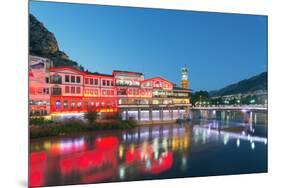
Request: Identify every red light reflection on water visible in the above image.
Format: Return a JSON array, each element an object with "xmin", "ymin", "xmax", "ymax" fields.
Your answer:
[
  {"xmin": 59, "ymin": 137, "xmax": 119, "ymax": 175},
  {"xmin": 150, "ymin": 152, "xmax": 173, "ymax": 174},
  {"xmin": 30, "ymin": 135, "xmax": 176, "ymax": 187},
  {"xmin": 29, "ymin": 152, "xmax": 47, "ymax": 187}
]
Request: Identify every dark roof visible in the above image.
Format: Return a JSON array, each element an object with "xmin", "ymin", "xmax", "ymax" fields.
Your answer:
[
  {"xmin": 173, "ymin": 86, "xmax": 193, "ymax": 92},
  {"xmin": 86, "ymin": 71, "xmax": 113, "ymax": 77}
]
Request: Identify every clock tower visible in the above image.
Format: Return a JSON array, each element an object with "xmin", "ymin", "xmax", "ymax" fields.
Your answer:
[{"xmin": 181, "ymin": 65, "xmax": 189, "ymax": 89}]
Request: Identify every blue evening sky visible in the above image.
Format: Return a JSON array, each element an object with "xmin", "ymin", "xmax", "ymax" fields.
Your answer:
[{"xmin": 30, "ymin": 1, "xmax": 267, "ymax": 91}]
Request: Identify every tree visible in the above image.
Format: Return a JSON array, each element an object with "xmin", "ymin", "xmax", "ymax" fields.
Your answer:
[
  {"xmin": 84, "ymin": 108, "xmax": 98, "ymax": 125},
  {"xmin": 191, "ymin": 91, "xmax": 210, "ymax": 106}
]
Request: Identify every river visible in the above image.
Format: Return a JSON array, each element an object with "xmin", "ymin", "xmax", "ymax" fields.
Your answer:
[{"xmin": 29, "ymin": 110, "xmax": 268, "ymax": 187}]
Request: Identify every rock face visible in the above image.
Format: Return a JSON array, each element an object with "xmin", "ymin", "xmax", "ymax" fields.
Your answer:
[
  {"xmin": 29, "ymin": 14, "xmax": 83, "ymax": 70},
  {"xmin": 210, "ymin": 71, "xmax": 267, "ymax": 96}
]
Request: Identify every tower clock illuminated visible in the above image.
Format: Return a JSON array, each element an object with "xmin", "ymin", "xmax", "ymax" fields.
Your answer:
[
  {"xmin": 181, "ymin": 66, "xmax": 188, "ymax": 80},
  {"xmin": 181, "ymin": 65, "xmax": 189, "ymax": 89}
]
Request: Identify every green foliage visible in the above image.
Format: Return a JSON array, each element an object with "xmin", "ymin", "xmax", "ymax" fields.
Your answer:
[
  {"xmin": 30, "ymin": 117, "xmax": 54, "ymax": 126},
  {"xmin": 191, "ymin": 90, "xmax": 210, "ymax": 105},
  {"xmin": 30, "ymin": 113, "xmax": 137, "ymax": 139},
  {"xmin": 84, "ymin": 109, "xmax": 98, "ymax": 125}
]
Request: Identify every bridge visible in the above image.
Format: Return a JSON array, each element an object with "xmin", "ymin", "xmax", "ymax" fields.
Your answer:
[{"xmin": 191, "ymin": 105, "xmax": 267, "ymax": 112}]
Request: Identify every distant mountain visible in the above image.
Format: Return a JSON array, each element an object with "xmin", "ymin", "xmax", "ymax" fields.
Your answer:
[
  {"xmin": 210, "ymin": 72, "xmax": 267, "ymax": 97},
  {"xmin": 29, "ymin": 14, "xmax": 84, "ymax": 70}
]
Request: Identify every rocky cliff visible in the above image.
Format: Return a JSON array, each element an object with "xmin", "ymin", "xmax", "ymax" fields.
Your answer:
[{"xmin": 29, "ymin": 14, "xmax": 84, "ymax": 70}]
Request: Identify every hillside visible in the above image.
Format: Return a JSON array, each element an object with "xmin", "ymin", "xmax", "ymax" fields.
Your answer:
[
  {"xmin": 29, "ymin": 14, "xmax": 84, "ymax": 70},
  {"xmin": 210, "ymin": 72, "xmax": 267, "ymax": 96}
]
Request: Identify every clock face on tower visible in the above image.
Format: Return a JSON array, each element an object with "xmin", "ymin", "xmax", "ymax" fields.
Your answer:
[{"xmin": 181, "ymin": 67, "xmax": 188, "ymax": 80}]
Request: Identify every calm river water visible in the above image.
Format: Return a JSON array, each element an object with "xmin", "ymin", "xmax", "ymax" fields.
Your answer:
[{"xmin": 29, "ymin": 110, "xmax": 268, "ymax": 187}]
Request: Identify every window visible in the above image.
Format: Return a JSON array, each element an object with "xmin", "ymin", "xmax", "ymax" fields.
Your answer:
[
  {"xmin": 90, "ymin": 78, "xmax": 93, "ymax": 85},
  {"xmin": 51, "ymin": 75, "xmax": 62, "ymax": 84},
  {"xmin": 65, "ymin": 86, "xmax": 69, "ymax": 94},
  {"xmin": 111, "ymin": 81, "xmax": 114, "ymax": 86},
  {"xmin": 84, "ymin": 101, "xmax": 88, "ymax": 109},
  {"xmin": 45, "ymin": 77, "xmax": 49, "ymax": 83},
  {"xmin": 55, "ymin": 100, "xmax": 61, "ymax": 109},
  {"xmin": 52, "ymin": 87, "xmax": 61, "ymax": 96},
  {"xmin": 71, "ymin": 86, "xmax": 75, "ymax": 94},
  {"xmin": 85, "ymin": 78, "xmax": 89, "ymax": 84},
  {"xmin": 65, "ymin": 75, "xmax": 70, "ymax": 82},
  {"xmin": 76, "ymin": 76, "xmax": 81, "ymax": 83},
  {"xmin": 71, "ymin": 101, "xmax": 75, "ymax": 109},
  {"xmin": 43, "ymin": 88, "xmax": 49, "ymax": 94},
  {"xmin": 94, "ymin": 79, "xmax": 99, "ymax": 85},
  {"xmin": 71, "ymin": 76, "xmax": 75, "ymax": 83},
  {"xmin": 76, "ymin": 87, "xmax": 81, "ymax": 94},
  {"xmin": 102, "ymin": 80, "xmax": 106, "ymax": 86},
  {"xmin": 107, "ymin": 80, "xmax": 110, "ymax": 86},
  {"xmin": 106, "ymin": 101, "xmax": 110, "ymax": 108},
  {"xmin": 77, "ymin": 101, "xmax": 82, "ymax": 108},
  {"xmin": 63, "ymin": 100, "xmax": 68, "ymax": 109},
  {"xmin": 93, "ymin": 90, "xmax": 97, "ymax": 96}
]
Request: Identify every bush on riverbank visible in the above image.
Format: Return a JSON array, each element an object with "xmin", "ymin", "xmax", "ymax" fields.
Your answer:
[
  {"xmin": 30, "ymin": 117, "xmax": 54, "ymax": 126},
  {"xmin": 30, "ymin": 116, "xmax": 137, "ymax": 139}
]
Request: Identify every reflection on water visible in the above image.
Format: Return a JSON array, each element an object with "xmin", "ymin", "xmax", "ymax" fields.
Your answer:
[{"xmin": 30, "ymin": 113, "xmax": 268, "ymax": 187}]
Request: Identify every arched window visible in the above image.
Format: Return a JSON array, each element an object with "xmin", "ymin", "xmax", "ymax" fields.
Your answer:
[{"xmin": 55, "ymin": 100, "xmax": 61, "ymax": 109}]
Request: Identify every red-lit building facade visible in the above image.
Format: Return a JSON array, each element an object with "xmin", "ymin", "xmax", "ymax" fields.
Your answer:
[
  {"xmin": 29, "ymin": 55, "xmax": 191, "ymax": 120},
  {"xmin": 48, "ymin": 67, "xmax": 118, "ymax": 114}
]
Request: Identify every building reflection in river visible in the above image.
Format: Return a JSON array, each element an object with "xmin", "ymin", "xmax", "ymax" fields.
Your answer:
[{"xmin": 29, "ymin": 121, "xmax": 267, "ymax": 187}]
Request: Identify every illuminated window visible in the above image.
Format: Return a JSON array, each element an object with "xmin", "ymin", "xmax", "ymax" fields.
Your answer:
[
  {"xmin": 94, "ymin": 90, "xmax": 98, "ymax": 96},
  {"xmin": 106, "ymin": 101, "xmax": 110, "ymax": 108},
  {"xmin": 77, "ymin": 101, "xmax": 82, "ymax": 108},
  {"xmin": 101, "ymin": 102, "xmax": 105, "ymax": 107},
  {"xmin": 71, "ymin": 76, "xmax": 75, "ymax": 83},
  {"xmin": 71, "ymin": 101, "xmax": 75, "ymax": 109},
  {"xmin": 96, "ymin": 102, "xmax": 99, "ymax": 107},
  {"xmin": 76, "ymin": 76, "xmax": 81, "ymax": 83},
  {"xmin": 76, "ymin": 87, "xmax": 81, "ymax": 94},
  {"xmin": 55, "ymin": 100, "xmax": 61, "ymax": 109},
  {"xmin": 84, "ymin": 101, "xmax": 88, "ymax": 109},
  {"xmin": 65, "ymin": 86, "xmax": 69, "ymax": 94},
  {"xmin": 65, "ymin": 75, "xmax": 69, "ymax": 82},
  {"xmin": 85, "ymin": 78, "xmax": 89, "ymax": 84},
  {"xmin": 63, "ymin": 100, "xmax": 68, "ymax": 109}
]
